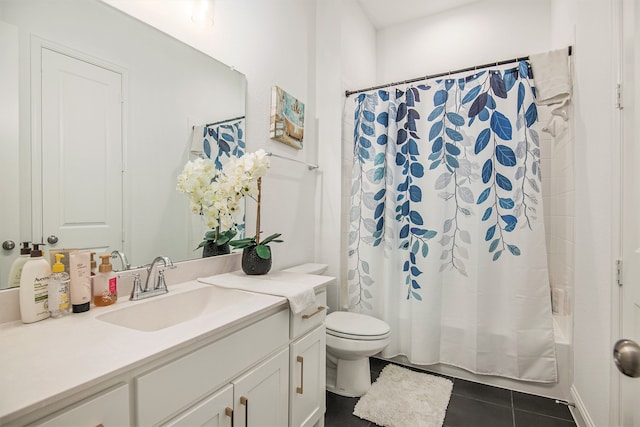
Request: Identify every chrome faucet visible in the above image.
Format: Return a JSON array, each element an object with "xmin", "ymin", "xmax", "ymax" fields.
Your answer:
[
  {"xmin": 129, "ymin": 256, "xmax": 175, "ymax": 301},
  {"xmin": 111, "ymin": 250, "xmax": 131, "ymax": 271}
]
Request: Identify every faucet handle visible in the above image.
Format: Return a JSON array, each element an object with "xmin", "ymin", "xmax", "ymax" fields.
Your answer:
[
  {"xmin": 156, "ymin": 269, "xmax": 168, "ymax": 291},
  {"xmin": 119, "ymin": 272, "xmax": 143, "ymax": 300}
]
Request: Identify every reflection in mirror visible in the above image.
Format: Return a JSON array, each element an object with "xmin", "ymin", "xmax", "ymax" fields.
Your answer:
[{"xmin": 0, "ymin": 0, "xmax": 246, "ymax": 289}]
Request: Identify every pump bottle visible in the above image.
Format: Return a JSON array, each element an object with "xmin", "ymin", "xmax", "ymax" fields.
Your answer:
[
  {"xmin": 19, "ymin": 243, "xmax": 51, "ymax": 323},
  {"xmin": 6, "ymin": 242, "xmax": 31, "ymax": 289},
  {"xmin": 48, "ymin": 253, "xmax": 71, "ymax": 318},
  {"xmin": 93, "ymin": 254, "xmax": 118, "ymax": 306}
]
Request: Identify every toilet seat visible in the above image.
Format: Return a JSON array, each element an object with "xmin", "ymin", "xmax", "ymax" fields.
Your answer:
[{"xmin": 326, "ymin": 311, "xmax": 390, "ymax": 341}]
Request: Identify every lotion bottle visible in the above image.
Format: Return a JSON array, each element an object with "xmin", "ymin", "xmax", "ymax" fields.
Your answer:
[
  {"xmin": 93, "ymin": 254, "xmax": 117, "ymax": 306},
  {"xmin": 48, "ymin": 253, "xmax": 71, "ymax": 318},
  {"xmin": 19, "ymin": 243, "xmax": 51, "ymax": 323},
  {"xmin": 69, "ymin": 250, "xmax": 91, "ymax": 313},
  {"xmin": 6, "ymin": 242, "xmax": 31, "ymax": 289}
]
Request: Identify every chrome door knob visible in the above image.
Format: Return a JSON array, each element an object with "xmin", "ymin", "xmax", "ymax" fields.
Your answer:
[
  {"xmin": 47, "ymin": 235, "xmax": 59, "ymax": 244},
  {"xmin": 613, "ymin": 339, "xmax": 640, "ymax": 378},
  {"xmin": 2, "ymin": 240, "xmax": 15, "ymax": 251}
]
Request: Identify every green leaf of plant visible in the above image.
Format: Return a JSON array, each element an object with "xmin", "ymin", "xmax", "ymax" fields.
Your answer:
[{"xmin": 256, "ymin": 244, "xmax": 271, "ymax": 259}]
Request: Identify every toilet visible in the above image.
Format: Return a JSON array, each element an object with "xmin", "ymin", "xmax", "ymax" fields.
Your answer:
[{"xmin": 283, "ymin": 263, "xmax": 392, "ymax": 398}]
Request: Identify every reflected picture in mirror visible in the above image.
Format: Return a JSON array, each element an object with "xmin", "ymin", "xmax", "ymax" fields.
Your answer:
[{"xmin": 0, "ymin": 0, "xmax": 247, "ymax": 289}]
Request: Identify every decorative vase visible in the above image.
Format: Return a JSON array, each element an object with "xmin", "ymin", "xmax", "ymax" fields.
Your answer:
[
  {"xmin": 241, "ymin": 246, "xmax": 272, "ymax": 275},
  {"xmin": 203, "ymin": 242, "xmax": 231, "ymax": 258}
]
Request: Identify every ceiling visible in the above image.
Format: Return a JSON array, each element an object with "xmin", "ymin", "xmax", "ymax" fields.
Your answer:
[{"xmin": 357, "ymin": 0, "xmax": 481, "ymax": 29}]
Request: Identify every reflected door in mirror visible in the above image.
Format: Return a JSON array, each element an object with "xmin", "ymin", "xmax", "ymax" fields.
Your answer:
[{"xmin": 40, "ymin": 47, "xmax": 123, "ymax": 255}]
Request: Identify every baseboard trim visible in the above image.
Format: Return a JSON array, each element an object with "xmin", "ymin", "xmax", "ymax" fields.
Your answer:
[{"xmin": 570, "ymin": 385, "xmax": 595, "ymax": 427}]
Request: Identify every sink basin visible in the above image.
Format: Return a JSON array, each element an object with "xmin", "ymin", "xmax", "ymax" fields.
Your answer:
[{"xmin": 96, "ymin": 285, "xmax": 256, "ymax": 332}]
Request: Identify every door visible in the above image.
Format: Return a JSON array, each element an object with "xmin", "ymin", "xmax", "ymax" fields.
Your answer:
[
  {"xmin": 290, "ymin": 325, "xmax": 326, "ymax": 427},
  {"xmin": 619, "ymin": 0, "xmax": 640, "ymax": 424},
  {"xmin": 233, "ymin": 348, "xmax": 289, "ymax": 427},
  {"xmin": 0, "ymin": 21, "xmax": 20, "ymax": 288},
  {"xmin": 39, "ymin": 47, "xmax": 123, "ymax": 255}
]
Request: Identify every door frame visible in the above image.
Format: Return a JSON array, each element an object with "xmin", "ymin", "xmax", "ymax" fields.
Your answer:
[{"xmin": 30, "ymin": 36, "xmax": 129, "ymax": 253}]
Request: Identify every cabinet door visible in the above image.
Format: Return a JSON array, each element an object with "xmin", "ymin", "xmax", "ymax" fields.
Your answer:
[
  {"xmin": 233, "ymin": 348, "xmax": 289, "ymax": 427},
  {"xmin": 30, "ymin": 384, "xmax": 129, "ymax": 427},
  {"xmin": 163, "ymin": 384, "xmax": 233, "ymax": 427},
  {"xmin": 289, "ymin": 325, "xmax": 326, "ymax": 427}
]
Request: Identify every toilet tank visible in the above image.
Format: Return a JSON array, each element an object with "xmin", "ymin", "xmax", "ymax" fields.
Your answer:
[{"xmin": 283, "ymin": 263, "xmax": 328, "ymax": 275}]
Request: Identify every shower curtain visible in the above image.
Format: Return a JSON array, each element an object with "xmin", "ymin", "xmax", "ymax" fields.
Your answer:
[{"xmin": 346, "ymin": 61, "xmax": 557, "ymax": 382}]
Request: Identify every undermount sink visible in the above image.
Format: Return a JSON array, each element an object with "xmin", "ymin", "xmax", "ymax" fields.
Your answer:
[{"xmin": 96, "ymin": 284, "xmax": 256, "ymax": 332}]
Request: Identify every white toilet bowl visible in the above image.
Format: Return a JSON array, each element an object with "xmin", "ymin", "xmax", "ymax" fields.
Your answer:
[
  {"xmin": 325, "ymin": 311, "xmax": 391, "ymax": 397},
  {"xmin": 282, "ymin": 263, "xmax": 391, "ymax": 397}
]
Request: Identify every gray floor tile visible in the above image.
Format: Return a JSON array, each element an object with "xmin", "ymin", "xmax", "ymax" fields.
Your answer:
[
  {"xmin": 512, "ymin": 391, "xmax": 574, "ymax": 421},
  {"xmin": 514, "ymin": 409, "xmax": 577, "ymax": 427},
  {"xmin": 444, "ymin": 394, "xmax": 514, "ymax": 427},
  {"xmin": 452, "ymin": 378, "xmax": 513, "ymax": 408}
]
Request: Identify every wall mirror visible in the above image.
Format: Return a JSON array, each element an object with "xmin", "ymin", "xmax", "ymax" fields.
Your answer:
[{"xmin": 0, "ymin": 0, "xmax": 246, "ymax": 289}]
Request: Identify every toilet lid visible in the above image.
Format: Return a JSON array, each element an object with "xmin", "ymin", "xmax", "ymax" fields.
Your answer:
[{"xmin": 326, "ymin": 311, "xmax": 390, "ymax": 338}]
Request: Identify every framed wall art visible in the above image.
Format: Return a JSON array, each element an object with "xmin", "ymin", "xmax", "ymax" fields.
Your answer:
[{"xmin": 269, "ymin": 85, "xmax": 304, "ymax": 149}]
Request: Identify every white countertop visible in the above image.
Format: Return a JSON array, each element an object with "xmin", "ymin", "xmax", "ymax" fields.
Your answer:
[{"xmin": 0, "ymin": 278, "xmax": 287, "ymax": 423}]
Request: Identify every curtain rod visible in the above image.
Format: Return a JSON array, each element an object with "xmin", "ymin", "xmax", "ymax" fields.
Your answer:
[
  {"xmin": 345, "ymin": 46, "xmax": 573, "ymax": 98},
  {"xmin": 192, "ymin": 115, "xmax": 246, "ymax": 129},
  {"xmin": 267, "ymin": 152, "xmax": 319, "ymax": 170}
]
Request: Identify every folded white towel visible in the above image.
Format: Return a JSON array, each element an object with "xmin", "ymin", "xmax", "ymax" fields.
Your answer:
[
  {"xmin": 529, "ymin": 48, "xmax": 571, "ymax": 106},
  {"xmin": 190, "ymin": 125, "xmax": 207, "ymax": 156},
  {"xmin": 198, "ymin": 271, "xmax": 317, "ymax": 314}
]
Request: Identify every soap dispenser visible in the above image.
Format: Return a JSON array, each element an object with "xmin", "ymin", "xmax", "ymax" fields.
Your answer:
[
  {"xmin": 48, "ymin": 253, "xmax": 71, "ymax": 318},
  {"xmin": 19, "ymin": 243, "xmax": 51, "ymax": 323},
  {"xmin": 6, "ymin": 241, "xmax": 31, "ymax": 289},
  {"xmin": 93, "ymin": 254, "xmax": 118, "ymax": 306}
]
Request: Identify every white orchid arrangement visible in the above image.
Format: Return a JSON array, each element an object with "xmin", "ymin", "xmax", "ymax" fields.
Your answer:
[{"xmin": 177, "ymin": 149, "xmax": 279, "ymax": 253}]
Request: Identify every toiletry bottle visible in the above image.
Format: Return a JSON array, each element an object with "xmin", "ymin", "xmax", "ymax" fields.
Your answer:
[
  {"xmin": 48, "ymin": 253, "xmax": 71, "ymax": 318},
  {"xmin": 69, "ymin": 251, "xmax": 91, "ymax": 313},
  {"xmin": 6, "ymin": 241, "xmax": 31, "ymax": 289},
  {"xmin": 93, "ymin": 254, "xmax": 118, "ymax": 306},
  {"xmin": 19, "ymin": 243, "xmax": 51, "ymax": 323}
]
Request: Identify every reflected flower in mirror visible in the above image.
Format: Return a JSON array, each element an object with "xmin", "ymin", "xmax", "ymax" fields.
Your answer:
[{"xmin": 176, "ymin": 157, "xmax": 242, "ymax": 255}]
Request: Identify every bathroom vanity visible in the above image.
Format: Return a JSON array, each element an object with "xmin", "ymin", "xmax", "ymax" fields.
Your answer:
[{"xmin": 0, "ymin": 271, "xmax": 330, "ymax": 427}]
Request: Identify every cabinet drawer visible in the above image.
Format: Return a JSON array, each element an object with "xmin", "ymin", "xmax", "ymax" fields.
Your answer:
[
  {"xmin": 291, "ymin": 291, "xmax": 326, "ymax": 340},
  {"xmin": 30, "ymin": 383, "xmax": 129, "ymax": 427},
  {"xmin": 137, "ymin": 309, "xmax": 289, "ymax": 426}
]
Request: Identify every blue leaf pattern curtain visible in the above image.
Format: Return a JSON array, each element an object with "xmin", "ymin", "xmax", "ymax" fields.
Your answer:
[
  {"xmin": 202, "ymin": 120, "xmax": 246, "ymax": 167},
  {"xmin": 347, "ymin": 62, "xmax": 557, "ymax": 382}
]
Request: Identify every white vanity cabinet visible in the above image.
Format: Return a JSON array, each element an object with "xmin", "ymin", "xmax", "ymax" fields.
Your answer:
[
  {"xmin": 289, "ymin": 290, "xmax": 327, "ymax": 427},
  {"xmin": 27, "ymin": 383, "xmax": 130, "ymax": 427},
  {"xmin": 137, "ymin": 309, "xmax": 290, "ymax": 426},
  {"xmin": 164, "ymin": 344, "xmax": 290, "ymax": 427}
]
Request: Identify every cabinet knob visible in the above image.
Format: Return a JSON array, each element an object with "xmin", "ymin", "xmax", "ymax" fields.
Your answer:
[
  {"xmin": 2, "ymin": 240, "xmax": 15, "ymax": 251},
  {"xmin": 47, "ymin": 235, "xmax": 59, "ymax": 244}
]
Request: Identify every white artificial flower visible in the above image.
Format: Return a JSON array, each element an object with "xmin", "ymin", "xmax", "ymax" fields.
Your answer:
[{"xmin": 177, "ymin": 150, "xmax": 271, "ymax": 237}]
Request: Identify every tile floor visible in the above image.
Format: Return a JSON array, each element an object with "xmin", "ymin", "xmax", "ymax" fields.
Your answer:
[{"xmin": 325, "ymin": 358, "xmax": 577, "ymax": 427}]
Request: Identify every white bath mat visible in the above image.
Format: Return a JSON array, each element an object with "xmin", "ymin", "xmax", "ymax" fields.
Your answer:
[{"xmin": 353, "ymin": 363, "xmax": 453, "ymax": 427}]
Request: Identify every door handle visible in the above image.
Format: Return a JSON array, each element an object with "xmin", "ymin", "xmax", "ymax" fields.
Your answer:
[{"xmin": 613, "ymin": 339, "xmax": 640, "ymax": 378}]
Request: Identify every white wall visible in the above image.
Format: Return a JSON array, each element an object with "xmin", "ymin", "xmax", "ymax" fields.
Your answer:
[{"xmin": 376, "ymin": 1, "xmax": 552, "ymax": 84}]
